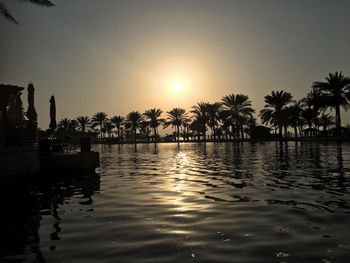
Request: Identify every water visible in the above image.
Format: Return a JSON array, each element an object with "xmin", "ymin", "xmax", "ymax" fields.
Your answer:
[{"xmin": 1, "ymin": 142, "xmax": 350, "ymax": 262}]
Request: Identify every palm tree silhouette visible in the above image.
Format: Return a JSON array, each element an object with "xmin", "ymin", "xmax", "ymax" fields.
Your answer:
[
  {"xmin": 287, "ymin": 101, "xmax": 303, "ymax": 138},
  {"xmin": 222, "ymin": 94, "xmax": 255, "ymax": 139},
  {"xmin": 76, "ymin": 116, "xmax": 90, "ymax": 133},
  {"xmin": 125, "ymin": 111, "xmax": 143, "ymax": 143},
  {"xmin": 165, "ymin": 108, "xmax": 188, "ymax": 143},
  {"xmin": 92, "ymin": 112, "xmax": 108, "ymax": 139},
  {"xmin": 207, "ymin": 102, "xmax": 222, "ymax": 140},
  {"xmin": 0, "ymin": 0, "xmax": 54, "ymax": 24},
  {"xmin": 259, "ymin": 90, "xmax": 293, "ymax": 137},
  {"xmin": 143, "ymin": 108, "xmax": 164, "ymax": 143},
  {"xmin": 318, "ymin": 113, "xmax": 334, "ymax": 134},
  {"xmin": 299, "ymin": 91, "xmax": 324, "ymax": 135},
  {"xmin": 244, "ymin": 116, "xmax": 257, "ymax": 138},
  {"xmin": 104, "ymin": 122, "xmax": 114, "ymax": 138},
  {"xmin": 69, "ymin": 119, "xmax": 78, "ymax": 134},
  {"xmin": 58, "ymin": 118, "xmax": 70, "ymax": 133},
  {"xmin": 110, "ymin": 115, "xmax": 124, "ymax": 141},
  {"xmin": 191, "ymin": 102, "xmax": 209, "ymax": 141},
  {"xmin": 312, "ymin": 71, "xmax": 350, "ymax": 135}
]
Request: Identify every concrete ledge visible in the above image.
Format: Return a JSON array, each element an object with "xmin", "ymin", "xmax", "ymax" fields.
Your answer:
[{"xmin": 40, "ymin": 151, "xmax": 100, "ymax": 173}]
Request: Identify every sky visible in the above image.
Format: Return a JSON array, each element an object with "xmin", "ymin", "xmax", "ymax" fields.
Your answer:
[{"xmin": 1, "ymin": 0, "xmax": 350, "ymax": 129}]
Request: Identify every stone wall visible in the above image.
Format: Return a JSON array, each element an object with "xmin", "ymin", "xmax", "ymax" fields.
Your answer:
[{"xmin": 0, "ymin": 145, "xmax": 39, "ymax": 176}]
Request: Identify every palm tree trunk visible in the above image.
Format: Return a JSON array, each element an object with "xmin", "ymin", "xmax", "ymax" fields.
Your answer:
[
  {"xmin": 177, "ymin": 125, "xmax": 179, "ymax": 142},
  {"xmin": 284, "ymin": 126, "xmax": 288, "ymax": 138},
  {"xmin": 294, "ymin": 126, "xmax": 298, "ymax": 138},
  {"xmin": 154, "ymin": 127, "xmax": 157, "ymax": 144},
  {"xmin": 134, "ymin": 127, "xmax": 136, "ymax": 144},
  {"xmin": 336, "ymin": 105, "xmax": 341, "ymax": 135},
  {"xmin": 213, "ymin": 124, "xmax": 216, "ymax": 140}
]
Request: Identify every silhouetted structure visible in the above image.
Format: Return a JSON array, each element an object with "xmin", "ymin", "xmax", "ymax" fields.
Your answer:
[
  {"xmin": 0, "ymin": 84, "xmax": 25, "ymax": 144},
  {"xmin": 49, "ymin": 96, "xmax": 57, "ymax": 133},
  {"xmin": 250, "ymin": 125, "xmax": 273, "ymax": 139},
  {"xmin": 27, "ymin": 84, "xmax": 38, "ymax": 142}
]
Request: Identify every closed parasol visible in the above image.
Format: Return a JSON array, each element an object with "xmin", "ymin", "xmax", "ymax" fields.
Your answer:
[{"xmin": 49, "ymin": 95, "xmax": 57, "ymax": 131}]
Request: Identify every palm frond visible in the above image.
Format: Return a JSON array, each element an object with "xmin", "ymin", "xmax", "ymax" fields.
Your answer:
[{"xmin": 0, "ymin": 2, "xmax": 19, "ymax": 24}]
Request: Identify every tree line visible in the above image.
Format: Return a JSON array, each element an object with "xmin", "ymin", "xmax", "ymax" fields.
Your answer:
[{"xmin": 50, "ymin": 71, "xmax": 350, "ymax": 143}]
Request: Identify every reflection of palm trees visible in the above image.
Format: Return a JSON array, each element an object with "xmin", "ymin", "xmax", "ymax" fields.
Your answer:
[
  {"xmin": 92, "ymin": 112, "xmax": 108, "ymax": 139},
  {"xmin": 110, "ymin": 115, "xmax": 124, "ymax": 141},
  {"xmin": 335, "ymin": 143, "xmax": 346, "ymax": 192},
  {"xmin": 126, "ymin": 111, "xmax": 143, "ymax": 143},
  {"xmin": 312, "ymin": 71, "xmax": 350, "ymax": 135},
  {"xmin": 222, "ymin": 94, "xmax": 255, "ymax": 139},
  {"xmin": 260, "ymin": 90, "xmax": 293, "ymax": 137},
  {"xmin": 76, "ymin": 116, "xmax": 90, "ymax": 133},
  {"xmin": 0, "ymin": 0, "xmax": 54, "ymax": 24},
  {"xmin": 165, "ymin": 108, "xmax": 188, "ymax": 143},
  {"xmin": 143, "ymin": 108, "xmax": 164, "ymax": 143}
]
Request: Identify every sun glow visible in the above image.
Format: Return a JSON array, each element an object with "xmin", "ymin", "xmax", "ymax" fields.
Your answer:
[{"xmin": 171, "ymin": 79, "xmax": 184, "ymax": 92}]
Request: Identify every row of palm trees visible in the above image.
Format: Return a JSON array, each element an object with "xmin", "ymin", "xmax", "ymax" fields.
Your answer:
[
  {"xmin": 55, "ymin": 71, "xmax": 350, "ymax": 143},
  {"xmin": 260, "ymin": 71, "xmax": 350, "ymax": 137}
]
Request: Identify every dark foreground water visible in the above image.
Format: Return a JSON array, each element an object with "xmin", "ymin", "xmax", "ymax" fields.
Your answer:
[{"xmin": 1, "ymin": 142, "xmax": 350, "ymax": 262}]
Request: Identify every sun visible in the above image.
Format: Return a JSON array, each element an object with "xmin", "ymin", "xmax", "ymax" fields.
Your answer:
[{"xmin": 171, "ymin": 80, "xmax": 184, "ymax": 92}]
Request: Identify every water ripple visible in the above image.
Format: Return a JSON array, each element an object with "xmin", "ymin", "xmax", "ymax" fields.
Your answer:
[{"xmin": 1, "ymin": 142, "xmax": 350, "ymax": 262}]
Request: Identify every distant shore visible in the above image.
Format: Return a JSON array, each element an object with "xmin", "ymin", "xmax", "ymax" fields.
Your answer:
[{"xmin": 93, "ymin": 137, "xmax": 350, "ymax": 145}]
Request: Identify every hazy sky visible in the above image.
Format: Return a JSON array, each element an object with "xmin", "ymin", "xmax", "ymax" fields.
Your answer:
[{"xmin": 1, "ymin": 0, "xmax": 350, "ymax": 129}]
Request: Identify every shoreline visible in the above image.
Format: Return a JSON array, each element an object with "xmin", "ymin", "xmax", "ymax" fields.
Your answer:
[{"xmin": 92, "ymin": 137, "xmax": 350, "ymax": 145}]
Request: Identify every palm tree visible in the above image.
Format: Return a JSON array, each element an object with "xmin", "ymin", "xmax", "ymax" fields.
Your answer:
[
  {"xmin": 206, "ymin": 102, "xmax": 222, "ymax": 140},
  {"xmin": 318, "ymin": 113, "xmax": 334, "ymax": 134},
  {"xmin": 104, "ymin": 122, "xmax": 114, "ymax": 138},
  {"xmin": 244, "ymin": 116, "xmax": 257, "ymax": 138},
  {"xmin": 110, "ymin": 115, "xmax": 124, "ymax": 141},
  {"xmin": 143, "ymin": 108, "xmax": 164, "ymax": 143},
  {"xmin": 68, "ymin": 119, "xmax": 78, "ymax": 134},
  {"xmin": 312, "ymin": 71, "xmax": 350, "ymax": 135},
  {"xmin": 218, "ymin": 110, "xmax": 232, "ymax": 140},
  {"xmin": 222, "ymin": 94, "xmax": 255, "ymax": 139},
  {"xmin": 125, "ymin": 111, "xmax": 143, "ymax": 143},
  {"xmin": 259, "ymin": 90, "xmax": 293, "ymax": 137},
  {"xmin": 57, "ymin": 118, "xmax": 71, "ymax": 133},
  {"xmin": 76, "ymin": 116, "xmax": 90, "ymax": 133},
  {"xmin": 92, "ymin": 112, "xmax": 108, "ymax": 139},
  {"xmin": 182, "ymin": 118, "xmax": 191, "ymax": 140},
  {"xmin": 287, "ymin": 101, "xmax": 303, "ymax": 138},
  {"xmin": 165, "ymin": 108, "xmax": 188, "ymax": 142},
  {"xmin": 0, "ymin": 0, "xmax": 54, "ymax": 24},
  {"xmin": 189, "ymin": 117, "xmax": 204, "ymax": 141},
  {"xmin": 301, "ymin": 108, "xmax": 318, "ymax": 130},
  {"xmin": 191, "ymin": 102, "xmax": 209, "ymax": 140},
  {"xmin": 140, "ymin": 120, "xmax": 151, "ymax": 142},
  {"xmin": 299, "ymin": 91, "xmax": 323, "ymax": 136}
]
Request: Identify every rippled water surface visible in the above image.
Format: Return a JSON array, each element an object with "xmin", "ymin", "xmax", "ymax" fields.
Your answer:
[{"xmin": 1, "ymin": 142, "xmax": 350, "ymax": 262}]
